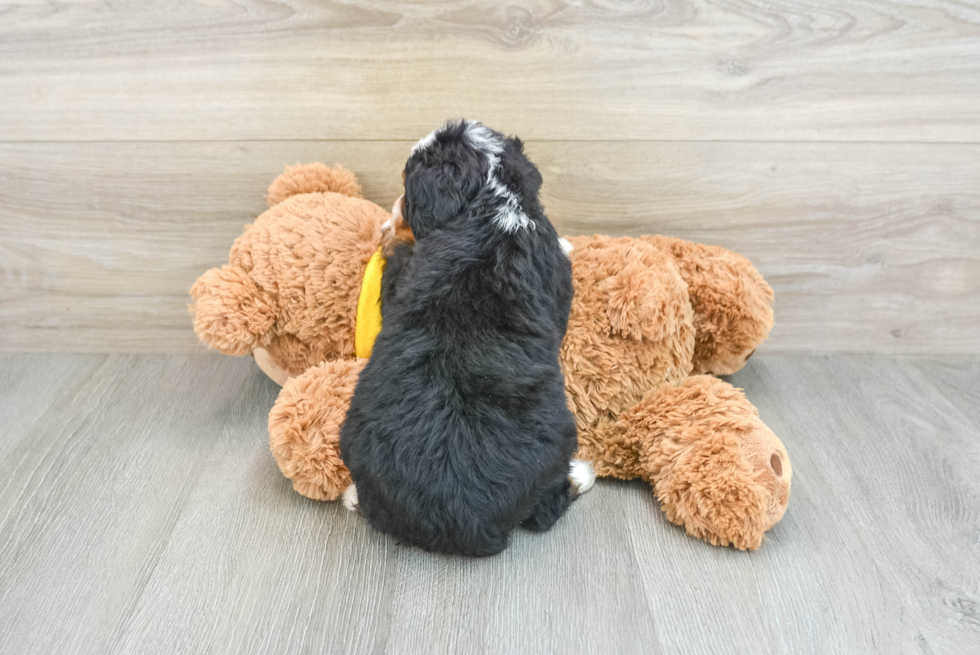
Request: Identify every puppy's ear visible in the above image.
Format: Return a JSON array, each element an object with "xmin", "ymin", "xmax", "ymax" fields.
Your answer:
[{"xmin": 404, "ymin": 159, "xmax": 484, "ymax": 238}]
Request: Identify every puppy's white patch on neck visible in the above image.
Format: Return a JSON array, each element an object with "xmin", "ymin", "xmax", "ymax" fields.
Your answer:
[
  {"xmin": 462, "ymin": 120, "xmax": 533, "ymax": 233},
  {"xmin": 558, "ymin": 237, "xmax": 574, "ymax": 257},
  {"xmin": 483, "ymin": 152, "xmax": 533, "ymax": 233}
]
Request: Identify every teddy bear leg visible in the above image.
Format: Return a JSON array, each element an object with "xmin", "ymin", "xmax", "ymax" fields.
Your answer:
[
  {"xmin": 268, "ymin": 359, "xmax": 366, "ymax": 501},
  {"xmin": 617, "ymin": 375, "xmax": 791, "ymax": 550}
]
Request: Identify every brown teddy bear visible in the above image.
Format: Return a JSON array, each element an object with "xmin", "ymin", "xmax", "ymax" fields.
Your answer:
[{"xmin": 191, "ymin": 163, "xmax": 791, "ymax": 550}]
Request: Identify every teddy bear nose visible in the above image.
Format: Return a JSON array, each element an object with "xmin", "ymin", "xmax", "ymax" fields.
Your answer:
[{"xmin": 770, "ymin": 453, "xmax": 782, "ymax": 477}]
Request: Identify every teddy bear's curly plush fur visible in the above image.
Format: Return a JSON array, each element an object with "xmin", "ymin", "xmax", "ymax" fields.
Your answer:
[{"xmin": 190, "ymin": 163, "xmax": 791, "ymax": 550}]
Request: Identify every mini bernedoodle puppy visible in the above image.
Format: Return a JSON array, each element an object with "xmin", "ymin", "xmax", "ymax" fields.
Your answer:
[{"xmin": 340, "ymin": 120, "xmax": 594, "ymax": 557}]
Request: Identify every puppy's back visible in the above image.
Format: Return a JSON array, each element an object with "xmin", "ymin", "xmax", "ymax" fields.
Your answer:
[{"xmin": 340, "ymin": 120, "xmax": 576, "ymax": 556}]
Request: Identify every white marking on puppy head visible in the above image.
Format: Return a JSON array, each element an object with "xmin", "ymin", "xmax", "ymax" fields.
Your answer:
[
  {"xmin": 342, "ymin": 484, "xmax": 360, "ymax": 512},
  {"xmin": 412, "ymin": 120, "xmax": 534, "ymax": 233},
  {"xmin": 569, "ymin": 458, "xmax": 595, "ymax": 495},
  {"xmin": 462, "ymin": 120, "xmax": 505, "ymax": 155},
  {"xmin": 461, "ymin": 121, "xmax": 533, "ymax": 233},
  {"xmin": 411, "ymin": 129, "xmax": 438, "ymax": 155},
  {"xmin": 558, "ymin": 237, "xmax": 574, "ymax": 257}
]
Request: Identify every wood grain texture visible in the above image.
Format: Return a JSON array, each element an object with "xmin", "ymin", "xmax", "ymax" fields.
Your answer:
[
  {"xmin": 1, "ymin": 1, "xmax": 979, "ymax": 142},
  {"xmin": 903, "ymin": 357, "xmax": 980, "ymax": 430},
  {"xmin": 2, "ymin": 141, "xmax": 977, "ymax": 353},
  {"xmin": 1, "ymin": 354, "xmax": 978, "ymax": 654}
]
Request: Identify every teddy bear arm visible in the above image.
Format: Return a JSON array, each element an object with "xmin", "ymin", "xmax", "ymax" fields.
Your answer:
[
  {"xmin": 567, "ymin": 236, "xmax": 691, "ymax": 345},
  {"xmin": 642, "ymin": 236, "xmax": 774, "ymax": 376},
  {"xmin": 268, "ymin": 359, "xmax": 366, "ymax": 501}
]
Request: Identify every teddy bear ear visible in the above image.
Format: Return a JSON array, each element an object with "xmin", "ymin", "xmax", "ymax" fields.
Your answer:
[
  {"xmin": 189, "ymin": 265, "xmax": 276, "ymax": 356},
  {"xmin": 265, "ymin": 163, "xmax": 363, "ymax": 207}
]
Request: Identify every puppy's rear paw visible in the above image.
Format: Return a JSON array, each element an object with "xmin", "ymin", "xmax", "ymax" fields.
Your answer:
[
  {"xmin": 569, "ymin": 459, "xmax": 596, "ymax": 496},
  {"xmin": 342, "ymin": 484, "xmax": 360, "ymax": 513}
]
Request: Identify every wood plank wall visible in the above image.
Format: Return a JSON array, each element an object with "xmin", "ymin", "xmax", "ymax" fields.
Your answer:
[{"xmin": 1, "ymin": 1, "xmax": 978, "ymax": 353}]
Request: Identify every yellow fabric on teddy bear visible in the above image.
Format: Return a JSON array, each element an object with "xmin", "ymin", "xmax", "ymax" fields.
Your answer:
[{"xmin": 355, "ymin": 249, "xmax": 386, "ymax": 358}]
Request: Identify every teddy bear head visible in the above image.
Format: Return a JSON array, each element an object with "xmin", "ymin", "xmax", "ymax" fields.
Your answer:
[{"xmin": 190, "ymin": 164, "xmax": 388, "ymax": 378}]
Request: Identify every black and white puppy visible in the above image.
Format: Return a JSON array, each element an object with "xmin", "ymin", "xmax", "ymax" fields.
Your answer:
[{"xmin": 340, "ymin": 120, "xmax": 593, "ymax": 557}]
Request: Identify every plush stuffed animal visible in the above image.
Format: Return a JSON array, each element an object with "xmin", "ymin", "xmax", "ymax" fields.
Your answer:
[{"xmin": 191, "ymin": 163, "xmax": 792, "ymax": 550}]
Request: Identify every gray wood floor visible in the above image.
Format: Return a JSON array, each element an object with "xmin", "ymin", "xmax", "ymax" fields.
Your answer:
[{"xmin": 1, "ymin": 354, "xmax": 977, "ymax": 655}]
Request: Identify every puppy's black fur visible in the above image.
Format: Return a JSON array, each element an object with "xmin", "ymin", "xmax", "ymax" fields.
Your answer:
[{"xmin": 340, "ymin": 120, "xmax": 577, "ymax": 557}]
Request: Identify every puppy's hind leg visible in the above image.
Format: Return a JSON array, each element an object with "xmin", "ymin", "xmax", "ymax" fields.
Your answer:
[
  {"xmin": 523, "ymin": 458, "xmax": 595, "ymax": 532},
  {"xmin": 342, "ymin": 484, "xmax": 360, "ymax": 513},
  {"xmin": 569, "ymin": 458, "xmax": 596, "ymax": 497},
  {"xmin": 522, "ymin": 477, "xmax": 574, "ymax": 532}
]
